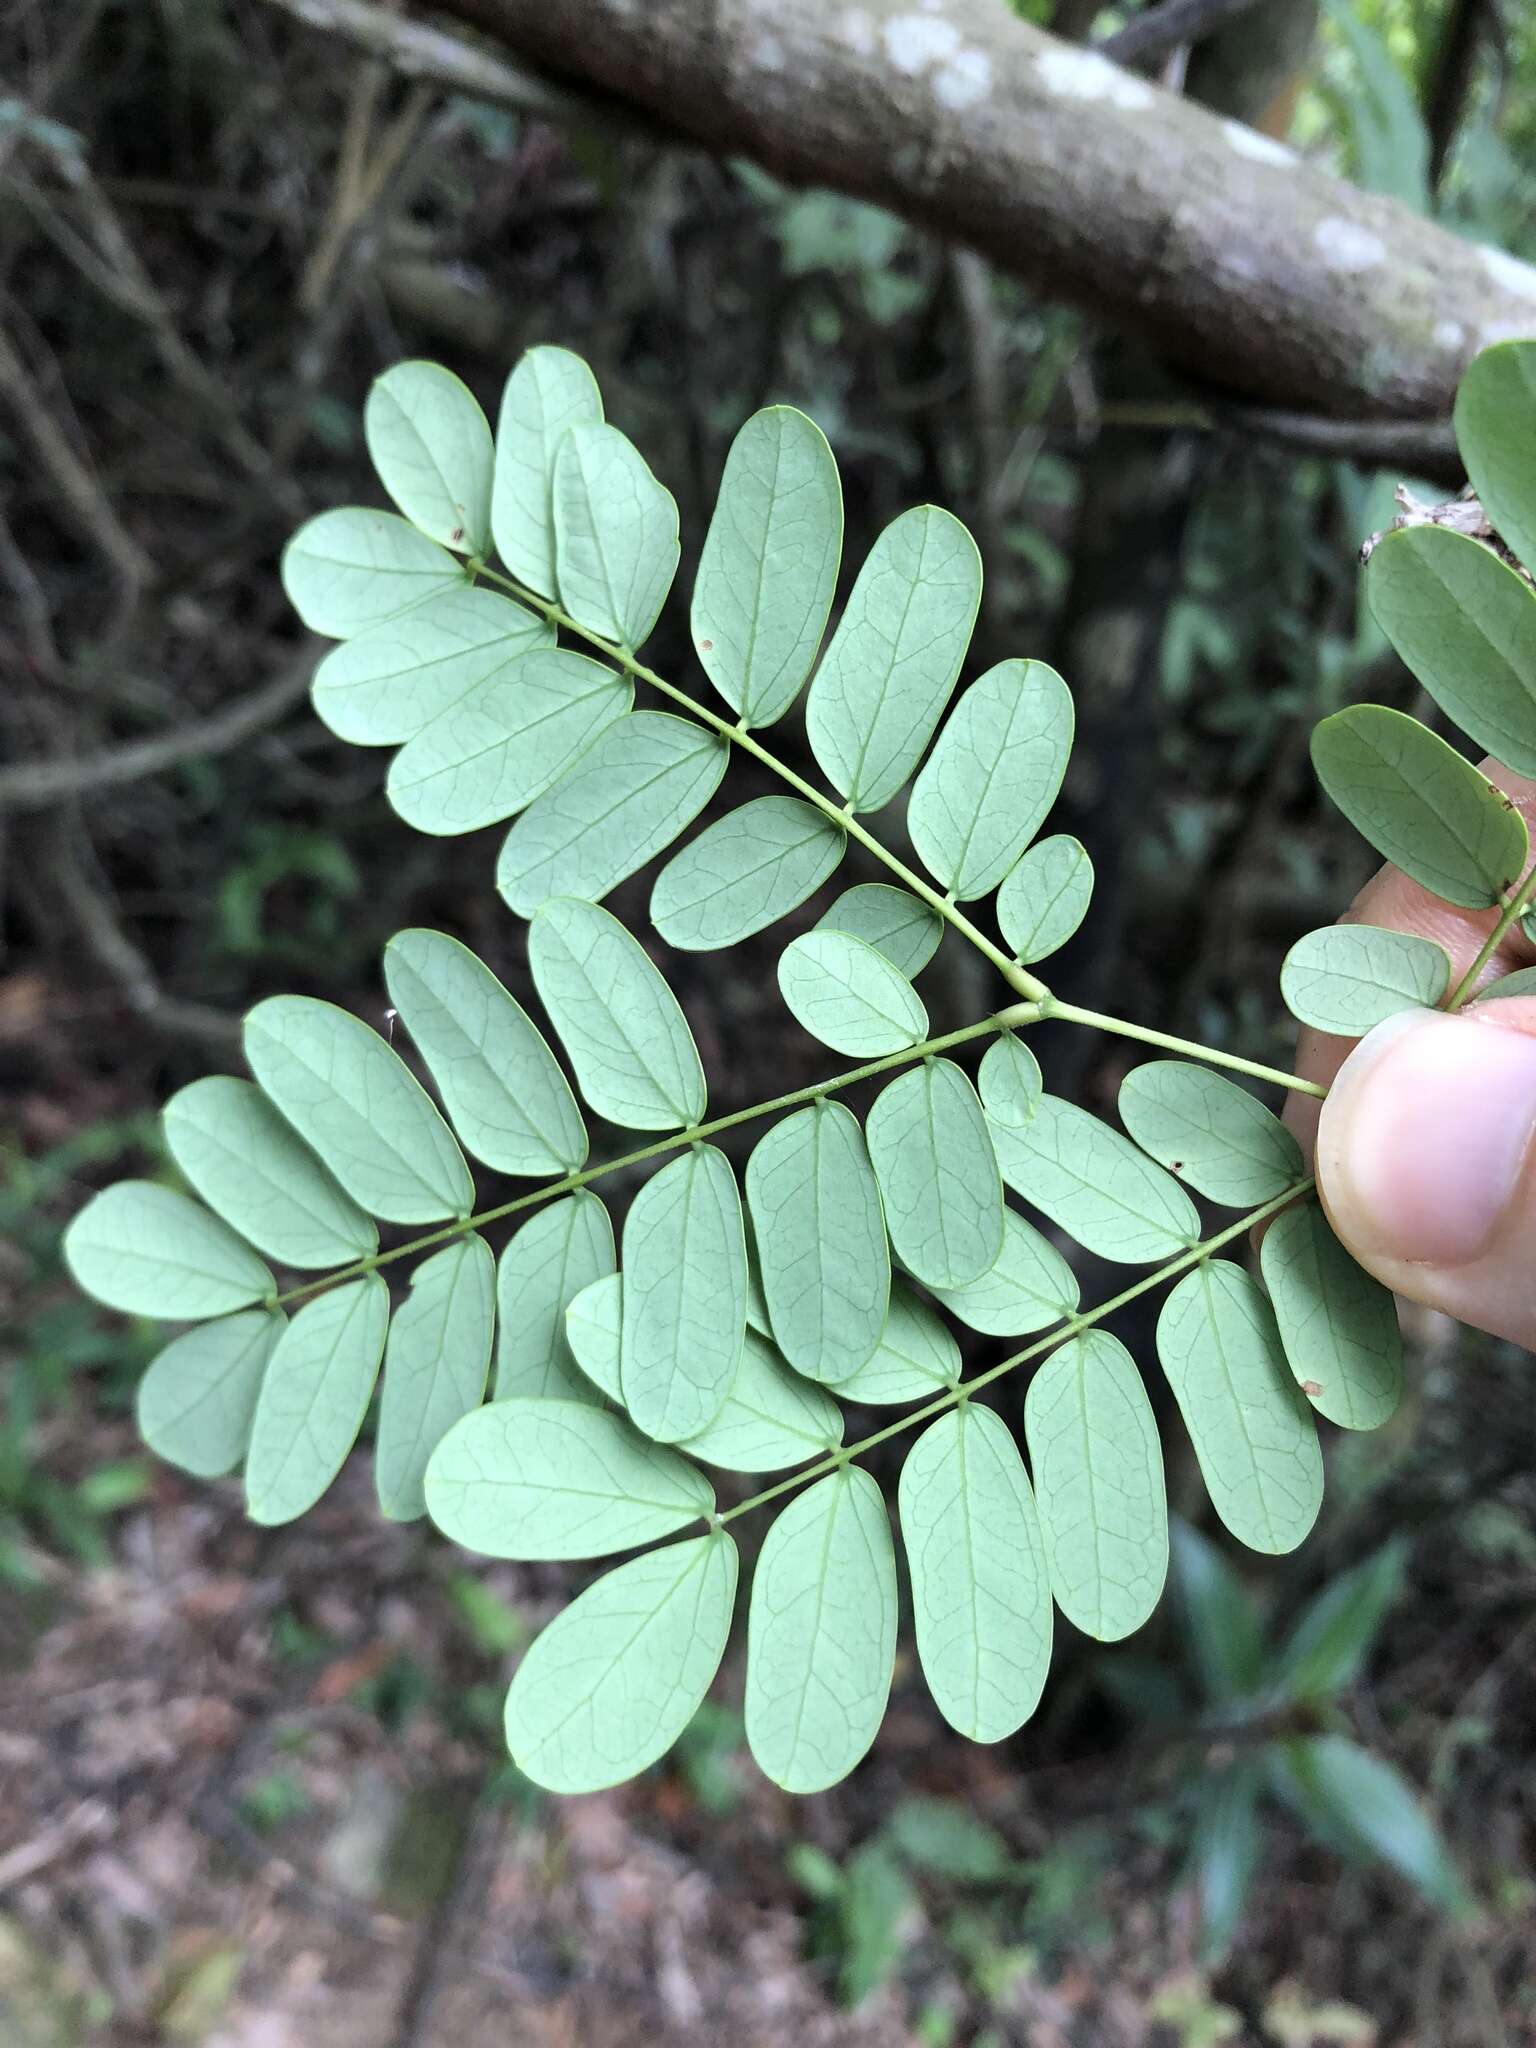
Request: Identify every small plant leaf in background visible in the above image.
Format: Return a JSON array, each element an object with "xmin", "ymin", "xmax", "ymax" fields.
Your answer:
[
  {"xmin": 1273, "ymin": 1539, "xmax": 1406, "ymax": 1702},
  {"xmin": 363, "ymin": 360, "xmax": 493, "ymax": 556},
  {"xmin": 866, "ymin": 1059, "xmax": 1003, "ymax": 1289},
  {"xmin": 932, "ymin": 1207, "xmax": 1078, "ymax": 1336},
  {"xmin": 1170, "ymin": 1519, "xmax": 1268, "ymax": 1705},
  {"xmin": 553, "ymin": 421, "xmax": 679, "ymax": 649},
  {"xmin": 310, "ymin": 588, "xmax": 552, "ymax": 746},
  {"xmin": 494, "ymin": 1193, "xmax": 614, "ymax": 1402},
  {"xmin": 281, "ymin": 508, "xmax": 467, "ymax": 638},
  {"xmin": 621, "ymin": 1144, "xmax": 747, "ymax": 1442},
  {"xmin": 64, "ymin": 1181, "xmax": 275, "ymax": 1319},
  {"xmin": 1279, "ymin": 924, "xmax": 1449, "ymax": 1035},
  {"xmin": 137, "ymin": 1309, "xmax": 286, "ymax": 1477},
  {"xmin": 997, "ymin": 833, "xmax": 1094, "ymax": 964},
  {"xmin": 816, "ymin": 883, "xmax": 944, "ymax": 975},
  {"xmin": 827, "ymin": 1279, "xmax": 960, "ymax": 1405},
  {"xmin": 1271, "ymin": 1736, "xmax": 1469, "ymax": 1914},
  {"xmin": 375, "ymin": 1235, "xmax": 495, "ymax": 1520},
  {"xmin": 777, "ymin": 929, "xmax": 929, "ymax": 1057},
  {"xmin": 1188, "ymin": 1763, "xmax": 1264, "ymax": 1963},
  {"xmin": 1260, "ymin": 1199, "xmax": 1403, "ymax": 1430},
  {"xmin": 245, "ymin": 1276, "xmax": 390, "ymax": 1526},
  {"xmin": 492, "ymin": 344, "xmax": 604, "ymax": 596},
  {"xmin": 1117, "ymin": 1061, "xmax": 1303, "ymax": 1207},
  {"xmin": 990, "ymin": 1095, "xmax": 1200, "ymax": 1263},
  {"xmin": 651, "ymin": 797, "xmax": 846, "ymax": 950}
]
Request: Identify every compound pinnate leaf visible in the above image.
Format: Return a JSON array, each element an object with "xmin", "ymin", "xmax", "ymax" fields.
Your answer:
[
  {"xmin": 244, "ymin": 996, "xmax": 474, "ymax": 1224},
  {"xmin": 651, "ymin": 797, "xmax": 846, "ymax": 951},
  {"xmin": 554, "ymin": 422, "xmax": 679, "ymax": 649},
  {"xmin": 425, "ymin": 1398, "xmax": 713, "ymax": 1559},
  {"xmin": 867, "ymin": 1060, "xmax": 1003, "ymax": 1289},
  {"xmin": 692, "ymin": 405, "xmax": 842, "ymax": 727},
  {"xmin": 806, "ymin": 504, "xmax": 982, "ymax": 813},
  {"xmin": 1117, "ymin": 1060, "xmax": 1303, "ymax": 1207},
  {"xmin": 163, "ymin": 1076, "xmax": 377, "ymax": 1269},
  {"xmin": 495, "ymin": 1193, "xmax": 614, "ymax": 1403},
  {"xmin": 497, "ymin": 711, "xmax": 727, "ymax": 917},
  {"xmin": 1311, "ymin": 704, "xmax": 1528, "ymax": 909},
  {"xmin": 621, "ymin": 1144, "xmax": 747, "ymax": 1443},
  {"xmin": 899, "ymin": 1405, "xmax": 1053, "ymax": 1742},
  {"xmin": 908, "ymin": 659, "xmax": 1073, "ymax": 900},
  {"xmin": 1259, "ymin": 1199, "xmax": 1403, "ymax": 1431},
  {"xmin": 564, "ymin": 1271, "xmax": 623, "ymax": 1401},
  {"xmin": 529, "ymin": 896, "xmax": 706, "ymax": 1131},
  {"xmin": 492, "ymin": 345, "xmax": 603, "ymax": 596},
  {"xmin": 1024, "ymin": 1331, "xmax": 1168, "ymax": 1641},
  {"xmin": 746, "ymin": 1101, "xmax": 890, "ymax": 1383},
  {"xmin": 383, "ymin": 928, "xmax": 588, "ymax": 1176},
  {"xmin": 376, "ymin": 1236, "xmax": 494, "ymax": 1521},
  {"xmin": 364, "ymin": 360, "xmax": 493, "ymax": 556},
  {"xmin": 137, "ymin": 1309, "xmax": 285, "ymax": 1478},
  {"xmin": 816, "ymin": 882, "xmax": 944, "ymax": 976},
  {"xmin": 778, "ymin": 929, "xmax": 929, "ymax": 1057},
  {"xmin": 281, "ymin": 508, "xmax": 466, "ymax": 639},
  {"xmin": 1455, "ymin": 340, "xmax": 1536, "ymax": 573},
  {"xmin": 310, "ymin": 588, "xmax": 552, "ymax": 746},
  {"xmin": 65, "ymin": 1182, "xmax": 274, "ymax": 1320},
  {"xmin": 745, "ymin": 1467, "xmax": 897, "ymax": 1793},
  {"xmin": 1280, "ymin": 924, "xmax": 1448, "ymax": 1035},
  {"xmin": 245, "ymin": 1276, "xmax": 389, "ymax": 1526},
  {"xmin": 996, "ymin": 834, "xmax": 1094, "ymax": 965},
  {"xmin": 387, "ymin": 650, "xmax": 633, "ymax": 835},
  {"xmin": 931, "ymin": 1207, "xmax": 1079, "ymax": 1336},
  {"xmin": 827, "ymin": 1278, "xmax": 960, "ymax": 1405},
  {"xmin": 1271, "ymin": 1736, "xmax": 1467, "ymax": 1914},
  {"xmin": 1157, "ymin": 1262, "xmax": 1323, "ymax": 1556},
  {"xmin": 1365, "ymin": 525, "xmax": 1536, "ymax": 778},
  {"xmin": 977, "ymin": 1032, "xmax": 1043, "ymax": 1127},
  {"xmin": 505, "ymin": 1531, "xmax": 738, "ymax": 1793},
  {"xmin": 990, "ymin": 1094, "xmax": 1199, "ymax": 1263}
]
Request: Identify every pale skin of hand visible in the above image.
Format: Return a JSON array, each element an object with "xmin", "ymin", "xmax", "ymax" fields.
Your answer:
[{"xmin": 1287, "ymin": 758, "xmax": 1536, "ymax": 1350}]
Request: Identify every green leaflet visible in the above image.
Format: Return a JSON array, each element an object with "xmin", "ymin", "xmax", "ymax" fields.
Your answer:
[
  {"xmin": 1476, "ymin": 964, "xmax": 1536, "ymax": 1000},
  {"xmin": 745, "ymin": 1467, "xmax": 897, "ymax": 1792},
  {"xmin": 1273, "ymin": 1539, "xmax": 1405, "ymax": 1702},
  {"xmin": 363, "ymin": 360, "xmax": 493, "ymax": 556},
  {"xmin": 529, "ymin": 895, "xmax": 706, "ymax": 1130},
  {"xmin": 996, "ymin": 834, "xmax": 1094, "ymax": 965},
  {"xmin": 806, "ymin": 504, "xmax": 982, "ymax": 813},
  {"xmin": 1171, "ymin": 1518, "xmax": 1267, "ymax": 1704},
  {"xmin": 1365, "ymin": 525, "xmax": 1536, "ymax": 778},
  {"xmin": 866, "ymin": 1060, "xmax": 1003, "ymax": 1289},
  {"xmin": 1157, "ymin": 1262, "xmax": 1323, "ymax": 1556},
  {"xmin": 778, "ymin": 929, "xmax": 929, "ymax": 1058},
  {"xmin": 383, "ymin": 928, "xmax": 588, "ymax": 1176},
  {"xmin": 310, "ymin": 589, "xmax": 552, "ymax": 746},
  {"xmin": 163, "ymin": 1075, "xmax": 377, "ymax": 1269},
  {"xmin": 554, "ymin": 422, "xmax": 680, "ymax": 648},
  {"xmin": 931, "ymin": 1207, "xmax": 1078, "ymax": 1336},
  {"xmin": 908, "ymin": 660, "xmax": 1073, "ymax": 900},
  {"xmin": 1189, "ymin": 1764, "xmax": 1263, "ymax": 1964},
  {"xmin": 828, "ymin": 1278, "xmax": 960, "ymax": 1405},
  {"xmin": 745, "ymin": 1101, "xmax": 890, "ymax": 1382},
  {"xmin": 1280, "ymin": 924, "xmax": 1449, "ymax": 1035},
  {"xmin": 651, "ymin": 797, "xmax": 846, "ymax": 950},
  {"xmin": 621, "ymin": 1144, "xmax": 747, "ymax": 1442},
  {"xmin": 816, "ymin": 882, "xmax": 944, "ymax": 977},
  {"xmin": 376, "ymin": 1236, "xmax": 495, "ymax": 1521},
  {"xmin": 1311, "ymin": 704, "xmax": 1528, "ymax": 909},
  {"xmin": 1259, "ymin": 1199, "xmax": 1403, "ymax": 1431},
  {"xmin": 1271, "ymin": 1736, "xmax": 1467, "ymax": 1914},
  {"xmin": 494, "ymin": 1192, "xmax": 615, "ymax": 1402},
  {"xmin": 243, "ymin": 995, "xmax": 474, "ymax": 1224},
  {"xmin": 692, "ymin": 405, "xmax": 842, "ymax": 726},
  {"xmin": 386, "ymin": 649, "xmax": 633, "ymax": 835},
  {"xmin": 977, "ymin": 1032, "xmax": 1043, "ymax": 1126},
  {"xmin": 1455, "ymin": 339, "xmax": 1536, "ymax": 572},
  {"xmin": 1023, "ymin": 1331, "xmax": 1168, "ymax": 1641},
  {"xmin": 1117, "ymin": 1060, "xmax": 1304, "ymax": 1207},
  {"xmin": 564, "ymin": 1272, "xmax": 624, "ymax": 1400},
  {"xmin": 245, "ymin": 1276, "xmax": 389, "ymax": 1526},
  {"xmin": 990, "ymin": 1094, "xmax": 1199, "ymax": 1263},
  {"xmin": 899, "ymin": 1404, "xmax": 1053, "ymax": 1743},
  {"xmin": 505, "ymin": 1530, "xmax": 739, "ymax": 1793},
  {"xmin": 425, "ymin": 1398, "xmax": 713, "ymax": 1559},
  {"xmin": 137, "ymin": 1308, "xmax": 285, "ymax": 1478},
  {"xmin": 492, "ymin": 345, "xmax": 603, "ymax": 596},
  {"xmin": 497, "ymin": 711, "xmax": 727, "ymax": 917},
  {"xmin": 65, "ymin": 1181, "xmax": 274, "ymax": 1320},
  {"xmin": 281, "ymin": 508, "xmax": 467, "ymax": 639}
]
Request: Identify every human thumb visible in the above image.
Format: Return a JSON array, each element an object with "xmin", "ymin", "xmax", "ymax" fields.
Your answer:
[{"xmin": 1315, "ymin": 1002, "xmax": 1536, "ymax": 1350}]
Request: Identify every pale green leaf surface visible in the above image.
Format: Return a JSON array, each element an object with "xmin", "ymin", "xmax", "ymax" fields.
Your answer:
[
  {"xmin": 778, "ymin": 929, "xmax": 928, "ymax": 1057},
  {"xmin": 806, "ymin": 504, "xmax": 982, "ymax": 812},
  {"xmin": 621, "ymin": 1144, "xmax": 747, "ymax": 1442},
  {"xmin": 1024, "ymin": 1331, "xmax": 1168, "ymax": 1641},
  {"xmin": 376, "ymin": 1236, "xmax": 495, "ymax": 1521},
  {"xmin": 554, "ymin": 422, "xmax": 679, "ymax": 648},
  {"xmin": 827, "ymin": 1279, "xmax": 959, "ymax": 1404},
  {"xmin": 977, "ymin": 1033, "xmax": 1043, "ymax": 1127},
  {"xmin": 245, "ymin": 1277, "xmax": 389, "ymax": 1526},
  {"xmin": 529, "ymin": 896, "xmax": 706, "ymax": 1130},
  {"xmin": 137, "ymin": 1309, "xmax": 285, "ymax": 1478},
  {"xmin": 505, "ymin": 1531, "xmax": 738, "ymax": 1792},
  {"xmin": 692, "ymin": 406, "xmax": 842, "ymax": 726},
  {"xmin": 651, "ymin": 798, "xmax": 845, "ymax": 950},
  {"xmin": 425, "ymin": 1398, "xmax": 713, "ymax": 1559},
  {"xmin": 492, "ymin": 345, "xmax": 603, "ymax": 596},
  {"xmin": 65, "ymin": 1181, "xmax": 274, "ymax": 1320},
  {"xmin": 816, "ymin": 882, "xmax": 943, "ymax": 976},
  {"xmin": 364, "ymin": 360, "xmax": 493, "ymax": 555},
  {"xmin": 1475, "ymin": 964, "xmax": 1536, "ymax": 1001},
  {"xmin": 908, "ymin": 660, "xmax": 1073, "ymax": 899},
  {"xmin": 1117, "ymin": 1061, "xmax": 1304, "ymax": 1207},
  {"xmin": 1280, "ymin": 924, "xmax": 1448, "ymax": 1035},
  {"xmin": 244, "ymin": 996, "xmax": 474, "ymax": 1223},
  {"xmin": 899, "ymin": 1405, "xmax": 1052, "ymax": 1742},
  {"xmin": 1260, "ymin": 1199, "xmax": 1402, "ymax": 1430},
  {"xmin": 497, "ymin": 712, "xmax": 727, "ymax": 917},
  {"xmin": 281, "ymin": 508, "xmax": 466, "ymax": 639},
  {"xmin": 163, "ymin": 1076, "xmax": 376, "ymax": 1268},
  {"xmin": 383, "ymin": 928, "xmax": 587, "ymax": 1175},
  {"xmin": 1157, "ymin": 1262, "xmax": 1323, "ymax": 1555},
  {"xmin": 930, "ymin": 1207, "xmax": 1078, "ymax": 1335},
  {"xmin": 564, "ymin": 1271, "xmax": 623, "ymax": 1401},
  {"xmin": 867, "ymin": 1060, "xmax": 1003, "ymax": 1289},
  {"xmin": 996, "ymin": 834, "xmax": 1094, "ymax": 964},
  {"xmin": 1455, "ymin": 341, "xmax": 1536, "ymax": 573},
  {"xmin": 990, "ymin": 1094, "xmax": 1199, "ymax": 1263},
  {"xmin": 310, "ymin": 588, "xmax": 552, "ymax": 745},
  {"xmin": 745, "ymin": 1467, "xmax": 897, "ymax": 1792},
  {"xmin": 495, "ymin": 1192, "xmax": 615, "ymax": 1403}
]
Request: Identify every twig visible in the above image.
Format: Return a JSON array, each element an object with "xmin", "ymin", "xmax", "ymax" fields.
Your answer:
[
  {"xmin": 1098, "ymin": 396, "xmax": 1460, "ymax": 470},
  {"xmin": 0, "ymin": 1800, "xmax": 113, "ymax": 1891},
  {"xmin": 1102, "ymin": 0, "xmax": 1269, "ymax": 67}
]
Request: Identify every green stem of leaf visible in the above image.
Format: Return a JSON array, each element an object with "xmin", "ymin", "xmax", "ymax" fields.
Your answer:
[
  {"xmin": 1042, "ymin": 1001, "xmax": 1328, "ymax": 1099},
  {"xmin": 1447, "ymin": 856, "xmax": 1536, "ymax": 1008}
]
